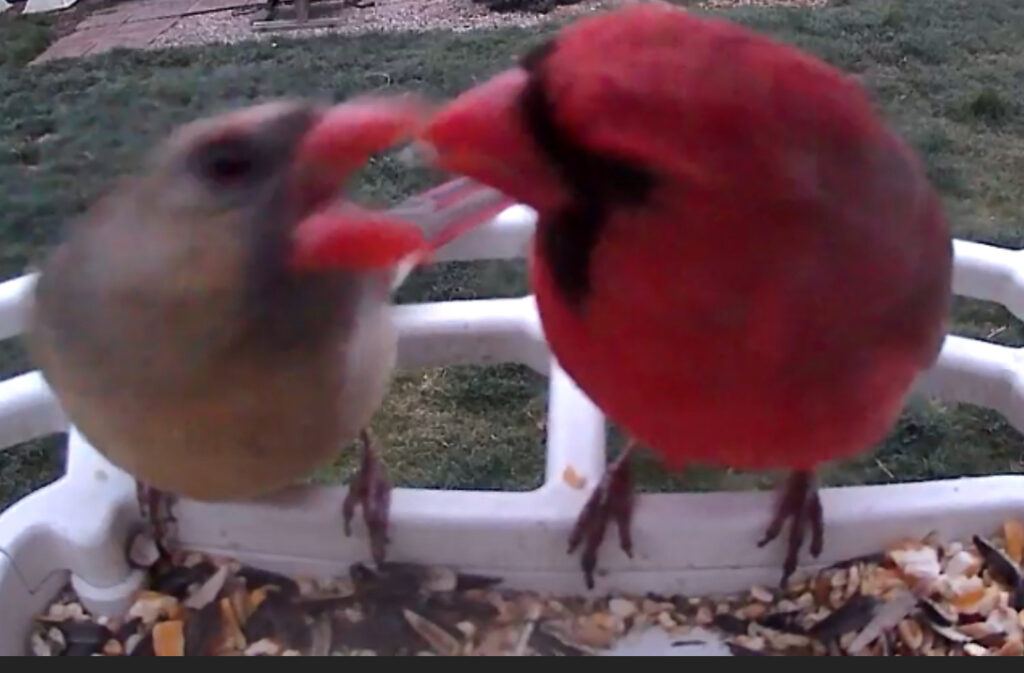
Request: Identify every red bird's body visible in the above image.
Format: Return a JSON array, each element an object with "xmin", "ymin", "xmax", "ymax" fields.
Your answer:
[{"xmin": 421, "ymin": 4, "xmax": 953, "ymax": 586}]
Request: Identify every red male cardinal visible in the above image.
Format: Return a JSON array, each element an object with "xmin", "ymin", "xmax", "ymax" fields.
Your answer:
[
  {"xmin": 28, "ymin": 98, "xmax": 513, "ymax": 566},
  {"xmin": 418, "ymin": 4, "xmax": 953, "ymax": 587}
]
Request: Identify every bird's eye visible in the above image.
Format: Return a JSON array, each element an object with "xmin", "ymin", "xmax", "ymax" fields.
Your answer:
[{"xmin": 193, "ymin": 136, "xmax": 258, "ymax": 184}]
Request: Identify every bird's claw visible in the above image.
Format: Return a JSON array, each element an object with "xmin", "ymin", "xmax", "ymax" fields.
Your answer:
[
  {"xmin": 567, "ymin": 447, "xmax": 635, "ymax": 590},
  {"xmin": 757, "ymin": 470, "xmax": 824, "ymax": 588},
  {"xmin": 135, "ymin": 482, "xmax": 178, "ymax": 555},
  {"xmin": 343, "ymin": 429, "xmax": 392, "ymax": 566}
]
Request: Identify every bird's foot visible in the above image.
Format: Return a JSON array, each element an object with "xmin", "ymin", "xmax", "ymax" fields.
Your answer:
[
  {"xmin": 343, "ymin": 429, "xmax": 392, "ymax": 566},
  {"xmin": 757, "ymin": 469, "xmax": 824, "ymax": 588},
  {"xmin": 135, "ymin": 482, "xmax": 178, "ymax": 555},
  {"xmin": 567, "ymin": 443, "xmax": 635, "ymax": 590}
]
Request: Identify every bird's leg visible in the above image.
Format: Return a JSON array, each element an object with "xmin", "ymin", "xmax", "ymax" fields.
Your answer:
[
  {"xmin": 757, "ymin": 469, "xmax": 824, "ymax": 587},
  {"xmin": 342, "ymin": 429, "xmax": 392, "ymax": 566},
  {"xmin": 135, "ymin": 481, "xmax": 178, "ymax": 554},
  {"xmin": 567, "ymin": 441, "xmax": 636, "ymax": 590}
]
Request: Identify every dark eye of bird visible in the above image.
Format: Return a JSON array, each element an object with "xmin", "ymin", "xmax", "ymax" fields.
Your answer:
[{"xmin": 194, "ymin": 135, "xmax": 258, "ymax": 184}]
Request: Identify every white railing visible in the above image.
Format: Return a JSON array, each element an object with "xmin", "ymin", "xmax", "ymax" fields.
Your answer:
[{"xmin": 0, "ymin": 205, "xmax": 1022, "ymax": 654}]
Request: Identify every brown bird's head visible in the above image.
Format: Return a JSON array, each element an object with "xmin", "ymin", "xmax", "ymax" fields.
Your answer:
[
  {"xmin": 31, "ymin": 98, "xmax": 430, "ymax": 386},
  {"xmin": 136, "ymin": 97, "xmax": 432, "ymax": 274}
]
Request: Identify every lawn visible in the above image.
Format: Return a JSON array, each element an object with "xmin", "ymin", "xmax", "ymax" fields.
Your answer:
[{"xmin": 0, "ymin": 0, "xmax": 1022, "ymax": 510}]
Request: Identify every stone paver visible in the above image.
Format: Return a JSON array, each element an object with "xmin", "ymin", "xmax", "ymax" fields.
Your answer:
[
  {"xmin": 29, "ymin": 0, "xmax": 265, "ymax": 64},
  {"xmin": 121, "ymin": 0, "xmax": 197, "ymax": 22},
  {"xmin": 90, "ymin": 16, "xmax": 178, "ymax": 49},
  {"xmin": 32, "ymin": 16, "xmax": 178, "ymax": 62},
  {"xmin": 31, "ymin": 29, "xmax": 101, "ymax": 62},
  {"xmin": 75, "ymin": 7, "xmax": 127, "ymax": 29}
]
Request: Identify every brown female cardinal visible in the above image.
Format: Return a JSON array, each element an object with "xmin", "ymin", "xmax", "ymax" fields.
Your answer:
[
  {"xmin": 418, "ymin": 4, "xmax": 954, "ymax": 587},
  {"xmin": 27, "ymin": 98, "xmax": 513, "ymax": 566}
]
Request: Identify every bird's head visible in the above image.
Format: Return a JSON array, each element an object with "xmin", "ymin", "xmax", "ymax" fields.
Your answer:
[
  {"xmin": 134, "ymin": 97, "xmax": 432, "ymax": 275},
  {"xmin": 40, "ymin": 98, "xmax": 436, "ymax": 366},
  {"xmin": 416, "ymin": 5, "xmax": 703, "ymax": 215},
  {"xmin": 417, "ymin": 4, "xmax": 882, "ymax": 217}
]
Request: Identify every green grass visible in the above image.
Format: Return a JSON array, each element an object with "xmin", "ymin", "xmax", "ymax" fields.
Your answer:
[
  {"xmin": 1, "ymin": 0, "xmax": 1023, "ymax": 509},
  {"xmin": 0, "ymin": 13, "xmax": 54, "ymax": 68}
]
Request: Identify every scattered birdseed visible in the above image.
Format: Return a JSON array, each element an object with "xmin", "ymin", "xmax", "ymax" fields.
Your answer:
[{"xmin": 26, "ymin": 519, "xmax": 1024, "ymax": 655}]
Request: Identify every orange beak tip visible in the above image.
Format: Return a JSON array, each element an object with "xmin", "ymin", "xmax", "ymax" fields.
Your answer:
[
  {"xmin": 290, "ymin": 207, "xmax": 428, "ymax": 273},
  {"xmin": 418, "ymin": 67, "xmax": 528, "ymax": 139},
  {"xmin": 414, "ymin": 68, "xmax": 545, "ymax": 203}
]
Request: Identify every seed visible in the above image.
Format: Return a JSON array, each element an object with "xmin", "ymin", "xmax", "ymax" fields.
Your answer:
[
  {"xmin": 1005, "ymin": 520, "xmax": 1024, "ymax": 564},
  {"xmin": 739, "ymin": 603, "xmax": 767, "ymax": 619},
  {"xmin": 897, "ymin": 619, "xmax": 924, "ymax": 651},
  {"xmin": 423, "ymin": 566, "xmax": 457, "ymax": 593},
  {"xmin": 964, "ymin": 642, "xmax": 989, "ymax": 656},
  {"xmin": 609, "ymin": 598, "xmax": 637, "ymax": 619},
  {"xmin": 998, "ymin": 638, "xmax": 1024, "ymax": 656},
  {"xmin": 404, "ymin": 609, "xmax": 461, "ymax": 656},
  {"xmin": 946, "ymin": 550, "xmax": 983, "ymax": 578},
  {"xmin": 732, "ymin": 635, "xmax": 765, "ymax": 651},
  {"xmin": 244, "ymin": 639, "xmax": 280, "ymax": 656},
  {"xmin": 152, "ymin": 620, "xmax": 184, "ymax": 657}
]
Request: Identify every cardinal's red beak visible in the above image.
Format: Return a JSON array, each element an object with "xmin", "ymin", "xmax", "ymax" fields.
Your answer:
[{"xmin": 417, "ymin": 68, "xmax": 566, "ymax": 214}]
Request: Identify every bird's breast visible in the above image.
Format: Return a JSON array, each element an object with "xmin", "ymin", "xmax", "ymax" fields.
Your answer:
[
  {"xmin": 529, "ymin": 207, "xmax": 941, "ymax": 471},
  {"xmin": 335, "ymin": 296, "xmax": 399, "ymax": 438}
]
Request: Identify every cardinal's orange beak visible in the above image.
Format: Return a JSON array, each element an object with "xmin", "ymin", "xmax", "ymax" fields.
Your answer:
[
  {"xmin": 289, "ymin": 97, "xmax": 434, "ymax": 273},
  {"xmin": 417, "ymin": 68, "xmax": 566, "ymax": 214}
]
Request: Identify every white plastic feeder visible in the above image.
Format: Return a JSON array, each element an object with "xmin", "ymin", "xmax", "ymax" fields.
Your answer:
[{"xmin": 0, "ymin": 205, "xmax": 1022, "ymax": 655}]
